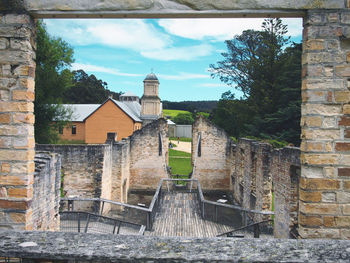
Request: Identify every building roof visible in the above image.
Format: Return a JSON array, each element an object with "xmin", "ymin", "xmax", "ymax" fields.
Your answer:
[
  {"xmin": 167, "ymin": 119, "xmax": 175, "ymax": 125},
  {"xmin": 61, "ymin": 98, "xmax": 142, "ymax": 123},
  {"xmin": 62, "ymin": 104, "xmax": 100, "ymax": 122},
  {"xmin": 120, "ymin": 91, "xmax": 138, "ymax": 97},
  {"xmin": 111, "ymin": 99, "xmax": 142, "ymax": 122},
  {"xmin": 144, "ymin": 73, "xmax": 159, "ymax": 81}
]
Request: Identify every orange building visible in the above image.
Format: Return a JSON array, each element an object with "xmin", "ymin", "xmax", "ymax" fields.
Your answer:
[
  {"xmin": 58, "ymin": 73, "xmax": 162, "ymax": 144},
  {"xmin": 59, "ymin": 94, "xmax": 142, "ymax": 144}
]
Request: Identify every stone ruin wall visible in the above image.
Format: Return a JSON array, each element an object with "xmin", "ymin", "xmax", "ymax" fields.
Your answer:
[
  {"xmin": 192, "ymin": 117, "xmax": 301, "ymax": 238},
  {"xmin": 0, "ymin": 151, "xmax": 61, "ymax": 231},
  {"xmin": 32, "ymin": 152, "xmax": 61, "ymax": 231},
  {"xmin": 0, "ymin": 0, "xmax": 349, "ymax": 239},
  {"xmin": 192, "ymin": 116, "xmax": 232, "ymax": 191},
  {"xmin": 129, "ymin": 119, "xmax": 169, "ymax": 191},
  {"xmin": 35, "ymin": 119, "xmax": 169, "ymax": 213}
]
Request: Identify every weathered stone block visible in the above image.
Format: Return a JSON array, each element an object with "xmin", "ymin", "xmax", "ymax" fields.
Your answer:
[
  {"xmin": 343, "ymin": 204, "xmax": 350, "ymax": 215},
  {"xmin": 12, "ymin": 90, "xmax": 34, "ymax": 101},
  {"xmin": 13, "ymin": 113, "xmax": 34, "ymax": 124},
  {"xmin": 337, "ymin": 192, "xmax": 350, "ymax": 203},
  {"xmin": 299, "ymin": 189, "xmax": 322, "ymax": 202},
  {"xmin": 336, "ymin": 65, "xmax": 350, "ymax": 77},
  {"xmin": 0, "ymin": 186, "xmax": 7, "ymax": 198},
  {"xmin": 0, "ymin": 113, "xmax": 10, "ymax": 124},
  {"xmin": 338, "ymin": 168, "xmax": 350, "ymax": 177},
  {"xmin": 300, "ymin": 177, "xmax": 340, "ymax": 190},
  {"xmin": 300, "ymin": 202, "xmax": 339, "ymax": 215},
  {"xmin": 335, "ymin": 216, "xmax": 350, "ymax": 227},
  {"xmin": 302, "ymin": 129, "xmax": 340, "ymax": 140},
  {"xmin": 304, "ymin": 39, "xmax": 325, "ymax": 50},
  {"xmin": 322, "ymin": 192, "xmax": 336, "ymax": 202},
  {"xmin": 0, "ymin": 200, "xmax": 29, "ymax": 210},
  {"xmin": 302, "ymin": 166, "xmax": 323, "ymax": 178},
  {"xmin": 302, "ymin": 104, "xmax": 341, "ymax": 116},
  {"xmin": 324, "ymin": 216, "xmax": 336, "ymax": 227},
  {"xmin": 335, "ymin": 91, "xmax": 350, "ymax": 103},
  {"xmin": 1, "ymin": 162, "xmax": 10, "ymax": 173},
  {"xmin": 299, "ymin": 214, "xmax": 322, "ymax": 226},
  {"xmin": 0, "ymin": 38, "xmax": 8, "ymax": 49},
  {"xmin": 336, "ymin": 143, "xmax": 350, "ymax": 151},
  {"xmin": 3, "ymin": 14, "xmax": 31, "ymax": 24},
  {"xmin": 13, "ymin": 65, "xmax": 35, "ymax": 77},
  {"xmin": 0, "ymin": 102, "xmax": 33, "ymax": 112},
  {"xmin": 8, "ymin": 187, "xmax": 32, "ymax": 198},
  {"xmin": 339, "ymin": 116, "xmax": 350, "ymax": 126},
  {"xmin": 0, "ymin": 149, "xmax": 34, "ymax": 161},
  {"xmin": 302, "ymin": 153, "xmax": 339, "ymax": 165}
]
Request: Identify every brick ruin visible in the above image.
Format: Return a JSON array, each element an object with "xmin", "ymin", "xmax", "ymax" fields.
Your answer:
[
  {"xmin": 0, "ymin": 0, "xmax": 349, "ymax": 240},
  {"xmin": 192, "ymin": 116, "xmax": 300, "ymax": 238},
  {"xmin": 36, "ymin": 119, "xmax": 169, "ymax": 210}
]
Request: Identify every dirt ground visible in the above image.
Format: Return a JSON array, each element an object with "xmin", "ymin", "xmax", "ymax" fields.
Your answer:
[{"xmin": 170, "ymin": 140, "xmax": 192, "ymax": 153}]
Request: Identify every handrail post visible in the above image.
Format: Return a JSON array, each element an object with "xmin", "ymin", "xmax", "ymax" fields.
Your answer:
[
  {"xmin": 215, "ymin": 205, "xmax": 218, "ymax": 222},
  {"xmin": 254, "ymin": 223, "xmax": 260, "ymax": 238},
  {"xmin": 84, "ymin": 214, "xmax": 90, "ymax": 233},
  {"xmin": 147, "ymin": 211, "xmax": 151, "ymax": 230},
  {"xmin": 202, "ymin": 202, "xmax": 205, "ymax": 219},
  {"xmin": 242, "ymin": 211, "xmax": 247, "ymax": 226},
  {"xmin": 100, "ymin": 201, "xmax": 105, "ymax": 215},
  {"xmin": 78, "ymin": 212, "xmax": 81, "ymax": 233}
]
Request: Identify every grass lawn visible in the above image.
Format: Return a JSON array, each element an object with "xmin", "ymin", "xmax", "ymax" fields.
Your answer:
[
  {"xmin": 56, "ymin": 139, "xmax": 85, "ymax": 144},
  {"xmin": 169, "ymin": 149, "xmax": 192, "ymax": 176},
  {"xmin": 169, "ymin": 149, "xmax": 191, "ymax": 157},
  {"xmin": 169, "ymin": 157, "xmax": 192, "ymax": 175},
  {"xmin": 163, "ymin": 109, "xmax": 190, "ymax": 119}
]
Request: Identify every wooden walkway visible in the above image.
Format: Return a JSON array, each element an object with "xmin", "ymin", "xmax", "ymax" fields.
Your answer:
[{"xmin": 146, "ymin": 192, "xmax": 231, "ymax": 237}]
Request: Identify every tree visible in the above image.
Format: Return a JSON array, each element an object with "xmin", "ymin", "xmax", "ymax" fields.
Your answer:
[
  {"xmin": 210, "ymin": 19, "xmax": 301, "ymax": 145},
  {"xmin": 34, "ymin": 20, "xmax": 74, "ymax": 143},
  {"xmin": 63, "ymin": 70, "xmax": 122, "ymax": 104},
  {"xmin": 174, "ymin": 113, "xmax": 194, "ymax": 125}
]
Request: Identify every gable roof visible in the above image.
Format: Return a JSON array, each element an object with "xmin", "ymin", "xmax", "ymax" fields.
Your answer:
[
  {"xmin": 62, "ymin": 104, "xmax": 100, "ymax": 122},
  {"xmin": 61, "ymin": 98, "xmax": 142, "ymax": 123}
]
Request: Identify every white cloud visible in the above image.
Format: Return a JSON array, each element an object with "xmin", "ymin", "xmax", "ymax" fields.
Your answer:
[
  {"xmin": 72, "ymin": 63, "xmax": 142, "ymax": 77},
  {"xmin": 45, "ymin": 19, "xmax": 171, "ymax": 52},
  {"xmin": 158, "ymin": 18, "xmax": 302, "ymax": 41},
  {"xmin": 159, "ymin": 72, "xmax": 209, "ymax": 80},
  {"xmin": 141, "ymin": 44, "xmax": 213, "ymax": 61}
]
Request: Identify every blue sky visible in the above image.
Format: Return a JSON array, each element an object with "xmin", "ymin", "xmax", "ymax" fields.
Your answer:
[{"xmin": 45, "ymin": 18, "xmax": 302, "ymax": 102}]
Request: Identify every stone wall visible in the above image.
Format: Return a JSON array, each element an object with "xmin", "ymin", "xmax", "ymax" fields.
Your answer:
[
  {"xmin": 36, "ymin": 119, "xmax": 169, "ymax": 208},
  {"xmin": 192, "ymin": 116, "xmax": 232, "ymax": 191},
  {"xmin": 129, "ymin": 119, "xmax": 169, "ymax": 190},
  {"xmin": 36, "ymin": 144, "xmax": 111, "ymax": 211},
  {"xmin": 0, "ymin": 151, "xmax": 61, "ymax": 231},
  {"xmin": 300, "ymin": 9, "xmax": 350, "ymax": 239},
  {"xmin": 0, "ymin": 13, "xmax": 36, "ymax": 230},
  {"xmin": 231, "ymin": 139, "xmax": 300, "ymax": 238},
  {"xmin": 192, "ymin": 117, "xmax": 301, "ymax": 238},
  {"xmin": 32, "ymin": 152, "xmax": 61, "ymax": 231}
]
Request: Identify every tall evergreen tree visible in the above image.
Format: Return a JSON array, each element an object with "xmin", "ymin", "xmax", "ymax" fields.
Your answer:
[{"xmin": 210, "ymin": 19, "xmax": 301, "ymax": 145}]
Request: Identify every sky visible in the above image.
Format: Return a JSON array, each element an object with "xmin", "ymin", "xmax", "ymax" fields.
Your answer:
[{"xmin": 44, "ymin": 18, "xmax": 303, "ymax": 102}]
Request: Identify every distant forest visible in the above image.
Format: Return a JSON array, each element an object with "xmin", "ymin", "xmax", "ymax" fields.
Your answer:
[{"xmin": 162, "ymin": 100, "xmax": 217, "ymax": 113}]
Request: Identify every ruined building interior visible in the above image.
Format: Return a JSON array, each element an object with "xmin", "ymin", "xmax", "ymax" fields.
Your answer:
[{"xmin": 1, "ymin": 0, "xmax": 350, "ymax": 262}]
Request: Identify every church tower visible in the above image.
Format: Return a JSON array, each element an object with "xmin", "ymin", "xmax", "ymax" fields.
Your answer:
[{"xmin": 141, "ymin": 73, "xmax": 161, "ymax": 124}]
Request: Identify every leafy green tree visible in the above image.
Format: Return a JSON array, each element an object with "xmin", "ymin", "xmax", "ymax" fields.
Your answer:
[
  {"xmin": 174, "ymin": 113, "xmax": 194, "ymax": 125},
  {"xmin": 210, "ymin": 19, "xmax": 301, "ymax": 145},
  {"xmin": 34, "ymin": 20, "xmax": 74, "ymax": 143},
  {"xmin": 63, "ymin": 70, "xmax": 121, "ymax": 104}
]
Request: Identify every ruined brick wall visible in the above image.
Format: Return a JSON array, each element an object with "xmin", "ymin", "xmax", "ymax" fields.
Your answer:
[
  {"xmin": 36, "ymin": 144, "xmax": 111, "ymax": 211},
  {"xmin": 111, "ymin": 139, "xmax": 131, "ymax": 203},
  {"xmin": 192, "ymin": 116, "xmax": 232, "ymax": 191},
  {"xmin": 32, "ymin": 152, "xmax": 61, "ymax": 231},
  {"xmin": 299, "ymin": 9, "xmax": 350, "ymax": 239},
  {"xmin": 0, "ymin": 13, "xmax": 36, "ymax": 230},
  {"xmin": 231, "ymin": 139, "xmax": 300, "ymax": 238},
  {"xmin": 129, "ymin": 119, "xmax": 169, "ymax": 190}
]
